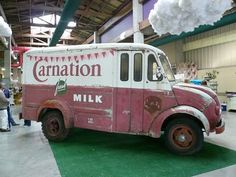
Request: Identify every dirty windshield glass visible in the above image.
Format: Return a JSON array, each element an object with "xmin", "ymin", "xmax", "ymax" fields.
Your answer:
[{"xmin": 159, "ymin": 53, "xmax": 175, "ymax": 82}]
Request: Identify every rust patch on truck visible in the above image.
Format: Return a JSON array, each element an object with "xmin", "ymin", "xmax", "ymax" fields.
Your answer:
[{"xmin": 144, "ymin": 96, "xmax": 162, "ymax": 114}]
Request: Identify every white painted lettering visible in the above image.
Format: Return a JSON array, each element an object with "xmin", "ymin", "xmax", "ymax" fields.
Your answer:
[
  {"xmin": 73, "ymin": 94, "xmax": 103, "ymax": 104},
  {"xmin": 96, "ymin": 95, "xmax": 102, "ymax": 103},
  {"xmin": 88, "ymin": 95, "xmax": 94, "ymax": 103},
  {"xmin": 83, "ymin": 95, "xmax": 87, "ymax": 102},
  {"xmin": 73, "ymin": 94, "xmax": 82, "ymax": 102}
]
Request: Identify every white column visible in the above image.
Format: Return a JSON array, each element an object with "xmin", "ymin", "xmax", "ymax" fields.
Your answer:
[
  {"xmin": 133, "ymin": 0, "xmax": 144, "ymax": 43},
  {"xmin": 4, "ymin": 48, "xmax": 11, "ymax": 87},
  {"xmin": 2, "ymin": 37, "xmax": 11, "ymax": 87},
  {"xmin": 12, "ymin": 68, "xmax": 18, "ymax": 80},
  {"xmin": 18, "ymin": 68, "xmax": 22, "ymax": 84},
  {"xmin": 93, "ymin": 31, "xmax": 100, "ymax": 44}
]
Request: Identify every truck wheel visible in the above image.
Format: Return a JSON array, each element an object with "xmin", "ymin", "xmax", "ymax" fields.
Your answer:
[
  {"xmin": 41, "ymin": 111, "xmax": 69, "ymax": 142},
  {"xmin": 164, "ymin": 118, "xmax": 203, "ymax": 155}
]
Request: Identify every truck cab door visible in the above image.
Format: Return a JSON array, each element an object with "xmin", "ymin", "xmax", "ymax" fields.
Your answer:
[
  {"xmin": 116, "ymin": 51, "xmax": 144, "ymax": 133},
  {"xmin": 130, "ymin": 52, "xmax": 144, "ymax": 133},
  {"xmin": 143, "ymin": 52, "xmax": 176, "ymax": 133},
  {"xmin": 116, "ymin": 52, "xmax": 131, "ymax": 132}
]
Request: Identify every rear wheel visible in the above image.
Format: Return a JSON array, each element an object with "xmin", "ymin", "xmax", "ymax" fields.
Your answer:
[
  {"xmin": 41, "ymin": 111, "xmax": 69, "ymax": 142},
  {"xmin": 164, "ymin": 118, "xmax": 203, "ymax": 155}
]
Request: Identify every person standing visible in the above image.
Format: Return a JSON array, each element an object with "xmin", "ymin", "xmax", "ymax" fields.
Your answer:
[
  {"xmin": 3, "ymin": 87, "xmax": 19, "ymax": 127},
  {"xmin": 0, "ymin": 83, "xmax": 10, "ymax": 132}
]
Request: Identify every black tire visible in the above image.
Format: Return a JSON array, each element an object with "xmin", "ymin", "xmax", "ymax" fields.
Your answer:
[
  {"xmin": 164, "ymin": 118, "xmax": 203, "ymax": 155},
  {"xmin": 41, "ymin": 111, "xmax": 69, "ymax": 142}
]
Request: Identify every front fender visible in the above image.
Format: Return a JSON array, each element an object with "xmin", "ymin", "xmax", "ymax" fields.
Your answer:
[
  {"xmin": 37, "ymin": 99, "xmax": 74, "ymax": 128},
  {"xmin": 149, "ymin": 105, "xmax": 210, "ymax": 138}
]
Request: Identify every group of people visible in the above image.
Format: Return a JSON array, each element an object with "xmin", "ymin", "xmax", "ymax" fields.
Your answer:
[{"xmin": 0, "ymin": 82, "xmax": 21, "ymax": 132}]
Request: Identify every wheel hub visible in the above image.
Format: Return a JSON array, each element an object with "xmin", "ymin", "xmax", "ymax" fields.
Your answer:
[
  {"xmin": 172, "ymin": 126, "xmax": 194, "ymax": 149},
  {"xmin": 46, "ymin": 118, "xmax": 60, "ymax": 136},
  {"xmin": 177, "ymin": 134, "xmax": 186, "ymax": 143}
]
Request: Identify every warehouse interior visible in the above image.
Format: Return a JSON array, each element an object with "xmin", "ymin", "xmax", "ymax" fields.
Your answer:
[{"xmin": 1, "ymin": 0, "xmax": 236, "ymax": 177}]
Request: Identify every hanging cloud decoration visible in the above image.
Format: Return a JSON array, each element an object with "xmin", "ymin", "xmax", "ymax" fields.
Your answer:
[
  {"xmin": 148, "ymin": 0, "xmax": 232, "ymax": 36},
  {"xmin": 0, "ymin": 16, "xmax": 12, "ymax": 37}
]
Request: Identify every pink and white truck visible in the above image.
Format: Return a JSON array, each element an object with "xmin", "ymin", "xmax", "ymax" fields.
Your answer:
[{"xmin": 22, "ymin": 43, "xmax": 224, "ymax": 155}]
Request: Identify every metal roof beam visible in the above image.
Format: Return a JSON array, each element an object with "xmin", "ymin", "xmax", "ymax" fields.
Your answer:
[
  {"xmin": 17, "ymin": 42, "xmax": 49, "ymax": 46},
  {"xmin": 11, "ymin": 22, "xmax": 75, "ymax": 29},
  {"xmin": 83, "ymin": 1, "xmax": 132, "ymax": 44},
  {"xmin": 5, "ymin": 5, "xmax": 62, "ymax": 13},
  {"xmin": 15, "ymin": 33, "xmax": 80, "ymax": 41}
]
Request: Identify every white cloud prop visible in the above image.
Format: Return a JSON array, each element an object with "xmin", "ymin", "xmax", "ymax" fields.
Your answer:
[
  {"xmin": 0, "ymin": 16, "xmax": 12, "ymax": 37},
  {"xmin": 148, "ymin": 0, "xmax": 232, "ymax": 36}
]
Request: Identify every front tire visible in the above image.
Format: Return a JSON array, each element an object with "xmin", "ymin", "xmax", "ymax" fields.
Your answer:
[
  {"xmin": 41, "ymin": 111, "xmax": 69, "ymax": 142},
  {"xmin": 164, "ymin": 118, "xmax": 203, "ymax": 155}
]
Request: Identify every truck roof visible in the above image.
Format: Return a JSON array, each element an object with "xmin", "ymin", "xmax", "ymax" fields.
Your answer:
[{"xmin": 25, "ymin": 43, "xmax": 164, "ymax": 55}]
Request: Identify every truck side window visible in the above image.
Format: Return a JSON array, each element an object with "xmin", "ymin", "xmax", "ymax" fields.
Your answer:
[
  {"xmin": 134, "ymin": 53, "xmax": 142, "ymax": 82},
  {"xmin": 120, "ymin": 53, "xmax": 129, "ymax": 81},
  {"xmin": 147, "ymin": 54, "xmax": 158, "ymax": 81}
]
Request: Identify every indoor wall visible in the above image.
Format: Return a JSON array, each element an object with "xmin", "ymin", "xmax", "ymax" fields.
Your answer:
[
  {"xmin": 158, "ymin": 40, "xmax": 184, "ymax": 68},
  {"xmin": 198, "ymin": 67, "xmax": 236, "ymax": 102},
  {"xmin": 183, "ymin": 22, "xmax": 236, "ymax": 100}
]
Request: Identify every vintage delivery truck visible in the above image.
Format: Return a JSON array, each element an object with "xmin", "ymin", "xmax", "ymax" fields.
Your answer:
[{"xmin": 22, "ymin": 43, "xmax": 225, "ymax": 155}]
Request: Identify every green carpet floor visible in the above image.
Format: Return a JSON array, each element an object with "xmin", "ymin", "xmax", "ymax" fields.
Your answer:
[{"xmin": 50, "ymin": 129, "xmax": 236, "ymax": 177}]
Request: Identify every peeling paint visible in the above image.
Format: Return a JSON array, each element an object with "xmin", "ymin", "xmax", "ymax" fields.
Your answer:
[
  {"xmin": 104, "ymin": 109, "xmax": 112, "ymax": 117},
  {"xmin": 174, "ymin": 106, "xmax": 210, "ymax": 134},
  {"xmin": 144, "ymin": 96, "xmax": 162, "ymax": 114},
  {"xmin": 22, "ymin": 43, "xmax": 224, "ymax": 148}
]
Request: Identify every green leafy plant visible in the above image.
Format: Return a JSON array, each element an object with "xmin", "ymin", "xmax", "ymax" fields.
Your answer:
[{"xmin": 205, "ymin": 70, "xmax": 219, "ymax": 81}]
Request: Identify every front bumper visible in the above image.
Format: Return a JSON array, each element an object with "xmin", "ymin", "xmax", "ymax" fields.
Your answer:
[{"xmin": 215, "ymin": 118, "xmax": 225, "ymax": 134}]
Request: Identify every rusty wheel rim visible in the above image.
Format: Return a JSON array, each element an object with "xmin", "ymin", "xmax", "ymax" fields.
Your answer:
[
  {"xmin": 170, "ymin": 125, "xmax": 195, "ymax": 150},
  {"xmin": 46, "ymin": 118, "xmax": 60, "ymax": 136}
]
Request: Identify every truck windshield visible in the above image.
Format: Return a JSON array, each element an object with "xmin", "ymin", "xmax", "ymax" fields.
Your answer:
[{"xmin": 159, "ymin": 53, "xmax": 175, "ymax": 82}]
